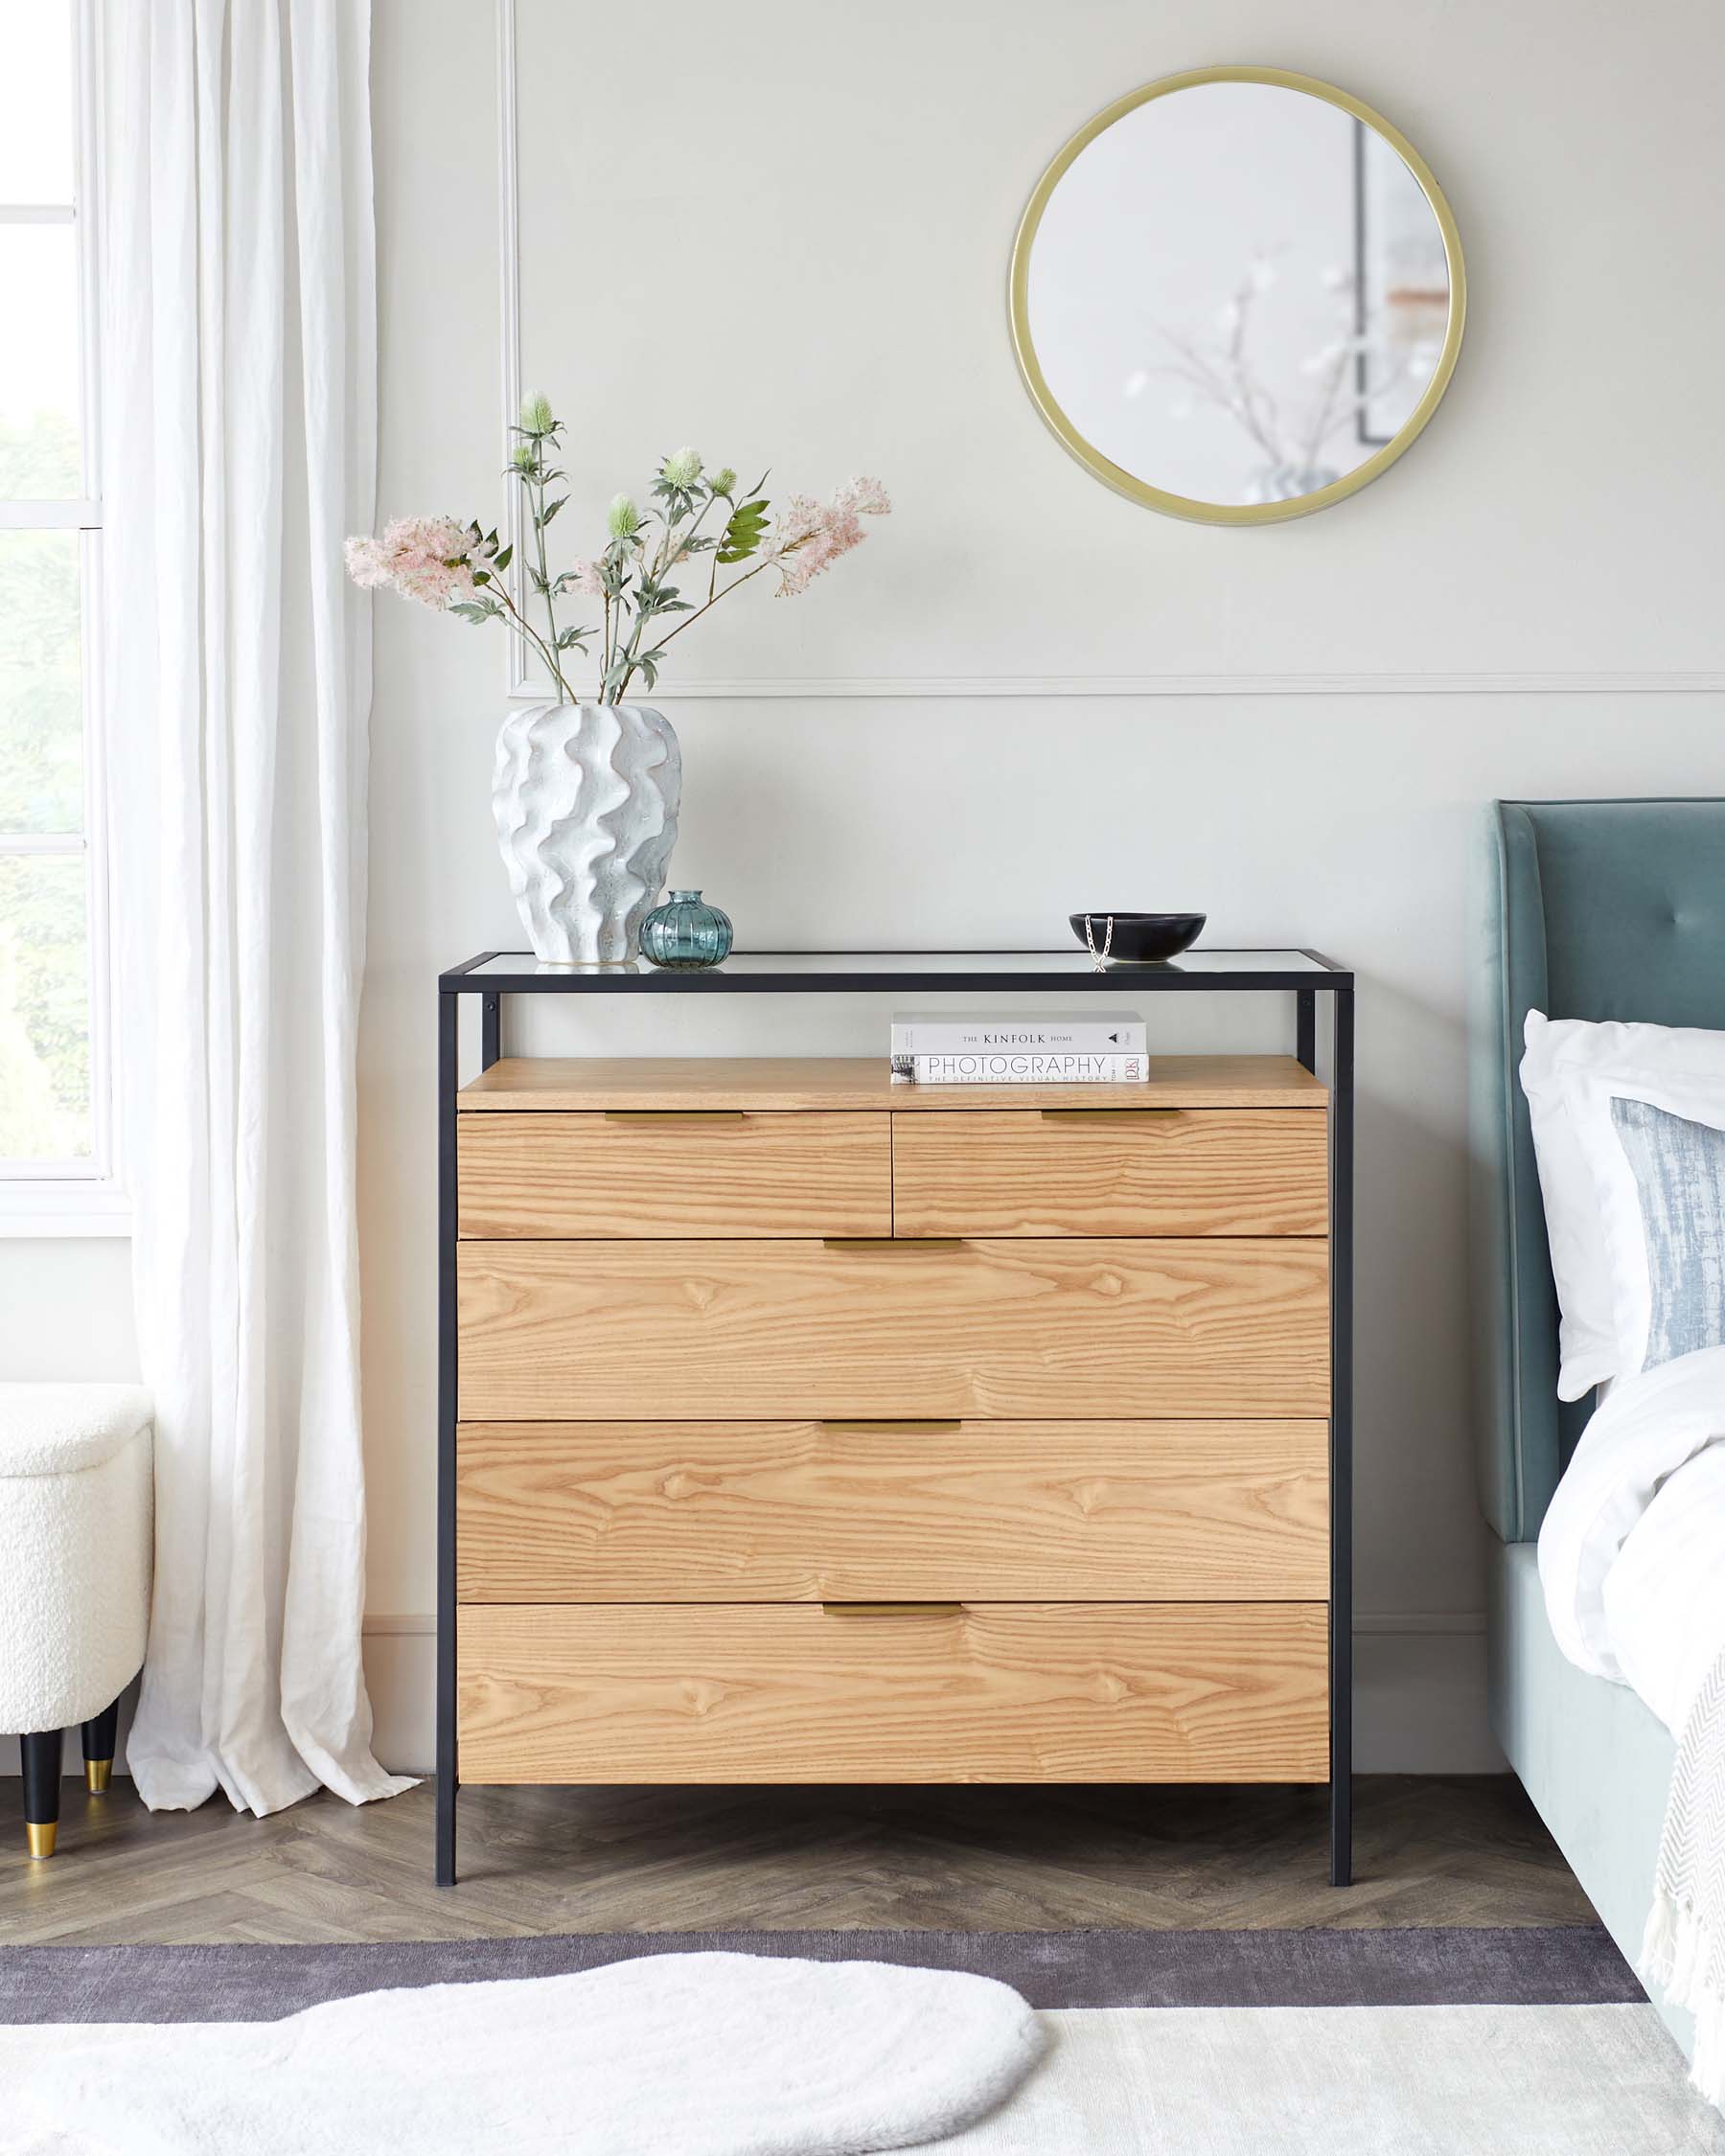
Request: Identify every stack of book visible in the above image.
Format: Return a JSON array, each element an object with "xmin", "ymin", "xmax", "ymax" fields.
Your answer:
[{"xmin": 889, "ymin": 1011, "xmax": 1147, "ymax": 1085}]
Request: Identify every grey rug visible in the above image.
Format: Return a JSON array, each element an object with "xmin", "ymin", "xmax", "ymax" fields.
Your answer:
[
  {"xmin": 946, "ymin": 2004, "xmax": 1725, "ymax": 2152},
  {"xmin": 0, "ymin": 1923, "xmax": 1640, "ymax": 2024}
]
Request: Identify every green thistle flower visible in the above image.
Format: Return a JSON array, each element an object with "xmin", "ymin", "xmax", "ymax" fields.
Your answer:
[
  {"xmin": 607, "ymin": 493, "xmax": 641, "ymax": 539},
  {"xmin": 710, "ymin": 467, "xmax": 738, "ymax": 496},
  {"xmin": 662, "ymin": 447, "xmax": 702, "ymax": 487},
  {"xmin": 518, "ymin": 392, "xmax": 557, "ymax": 436}
]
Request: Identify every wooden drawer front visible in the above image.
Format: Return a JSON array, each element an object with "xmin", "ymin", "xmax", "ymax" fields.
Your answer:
[
  {"xmin": 892, "ymin": 1108, "xmax": 1327, "ymax": 1237},
  {"xmin": 457, "ymin": 1239, "xmax": 1330, "ymax": 1422},
  {"xmin": 456, "ymin": 1420, "xmax": 1329, "ymax": 1602},
  {"xmin": 457, "ymin": 1112, "xmax": 889, "ymax": 1239},
  {"xmin": 458, "ymin": 1602, "xmax": 1329, "ymax": 1784}
]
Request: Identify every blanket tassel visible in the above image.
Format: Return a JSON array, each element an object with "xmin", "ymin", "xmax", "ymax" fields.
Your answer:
[{"xmin": 1643, "ymin": 1890, "xmax": 1725, "ymax": 2109}]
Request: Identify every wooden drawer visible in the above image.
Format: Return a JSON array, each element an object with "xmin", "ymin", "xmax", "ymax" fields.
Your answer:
[
  {"xmin": 457, "ymin": 1238, "xmax": 1330, "ymax": 1421},
  {"xmin": 457, "ymin": 1601, "xmax": 1330, "ymax": 1784},
  {"xmin": 893, "ymin": 1108, "xmax": 1327, "ymax": 1237},
  {"xmin": 455, "ymin": 1419, "xmax": 1329, "ymax": 1602},
  {"xmin": 457, "ymin": 1111, "xmax": 890, "ymax": 1238}
]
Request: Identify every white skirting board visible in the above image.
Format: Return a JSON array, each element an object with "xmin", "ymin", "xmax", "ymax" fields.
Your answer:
[{"xmin": 0, "ymin": 1618, "xmax": 1505, "ymax": 1780}]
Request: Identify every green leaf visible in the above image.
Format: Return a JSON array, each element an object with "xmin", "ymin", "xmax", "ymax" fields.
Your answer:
[
  {"xmin": 540, "ymin": 497, "xmax": 566, "ymax": 526},
  {"xmin": 716, "ymin": 496, "xmax": 770, "ymax": 564},
  {"xmin": 493, "ymin": 544, "xmax": 513, "ymax": 573}
]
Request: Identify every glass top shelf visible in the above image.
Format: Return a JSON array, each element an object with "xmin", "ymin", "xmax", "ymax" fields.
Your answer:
[{"xmin": 445, "ymin": 948, "xmax": 1348, "ymax": 991}]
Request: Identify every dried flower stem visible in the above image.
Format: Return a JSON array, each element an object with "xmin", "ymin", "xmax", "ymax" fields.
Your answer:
[{"xmin": 494, "ymin": 578, "xmax": 572, "ymax": 701}]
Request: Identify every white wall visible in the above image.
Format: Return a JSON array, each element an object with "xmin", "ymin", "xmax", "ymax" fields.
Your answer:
[
  {"xmin": 6, "ymin": 0, "xmax": 1722, "ymax": 1779},
  {"xmin": 356, "ymin": 0, "xmax": 1725, "ymax": 1774}
]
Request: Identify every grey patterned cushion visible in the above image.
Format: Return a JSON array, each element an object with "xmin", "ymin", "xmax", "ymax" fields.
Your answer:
[{"xmin": 1610, "ymin": 1096, "xmax": 1725, "ymax": 1368}]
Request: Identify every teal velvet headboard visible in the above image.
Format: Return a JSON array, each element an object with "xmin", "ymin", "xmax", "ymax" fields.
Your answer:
[{"xmin": 1473, "ymin": 798, "xmax": 1725, "ymax": 1542}]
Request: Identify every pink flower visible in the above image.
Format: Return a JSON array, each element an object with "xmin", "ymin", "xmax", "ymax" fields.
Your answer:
[
  {"xmin": 835, "ymin": 474, "xmax": 890, "ymax": 516},
  {"xmin": 343, "ymin": 535, "xmax": 393, "ymax": 588},
  {"xmin": 566, "ymin": 558, "xmax": 606, "ymax": 599},
  {"xmin": 770, "ymin": 493, "xmax": 824, "ymax": 551},
  {"xmin": 767, "ymin": 481, "xmax": 885, "ymax": 598},
  {"xmin": 343, "ymin": 515, "xmax": 482, "ymax": 609}
]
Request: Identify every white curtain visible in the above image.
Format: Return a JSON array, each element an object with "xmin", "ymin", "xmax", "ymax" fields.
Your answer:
[{"xmin": 96, "ymin": 0, "xmax": 409, "ymax": 1813}]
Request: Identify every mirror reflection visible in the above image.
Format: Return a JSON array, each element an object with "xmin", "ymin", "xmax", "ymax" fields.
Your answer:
[{"xmin": 1013, "ymin": 76, "xmax": 1462, "ymax": 520}]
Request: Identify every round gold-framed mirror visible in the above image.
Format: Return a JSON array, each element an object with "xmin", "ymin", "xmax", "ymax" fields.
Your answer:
[{"xmin": 1008, "ymin": 66, "xmax": 1466, "ymax": 524}]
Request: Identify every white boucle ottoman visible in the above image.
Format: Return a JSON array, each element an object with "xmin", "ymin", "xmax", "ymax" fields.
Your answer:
[{"xmin": 0, "ymin": 1385, "xmax": 152, "ymax": 1858}]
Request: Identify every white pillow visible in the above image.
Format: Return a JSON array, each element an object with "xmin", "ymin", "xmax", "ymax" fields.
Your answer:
[
  {"xmin": 1520, "ymin": 1012, "xmax": 1725, "ymax": 1386},
  {"xmin": 1519, "ymin": 1012, "xmax": 1628, "ymax": 1398}
]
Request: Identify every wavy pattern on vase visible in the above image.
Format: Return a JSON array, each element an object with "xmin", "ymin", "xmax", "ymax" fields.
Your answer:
[{"xmin": 491, "ymin": 703, "xmax": 682, "ymax": 964}]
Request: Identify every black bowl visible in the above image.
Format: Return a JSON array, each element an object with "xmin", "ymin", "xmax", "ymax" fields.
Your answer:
[{"xmin": 1069, "ymin": 911, "xmax": 1206, "ymax": 963}]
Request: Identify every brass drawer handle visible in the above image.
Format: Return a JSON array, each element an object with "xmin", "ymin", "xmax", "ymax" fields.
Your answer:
[
  {"xmin": 820, "ymin": 1601, "xmax": 965, "ymax": 1617},
  {"xmin": 602, "ymin": 1110, "xmax": 748, "ymax": 1123},
  {"xmin": 822, "ymin": 1237, "xmax": 963, "ymax": 1251},
  {"xmin": 818, "ymin": 1418, "xmax": 962, "ymax": 1433},
  {"xmin": 1039, "ymin": 1109, "xmax": 1184, "ymax": 1124}
]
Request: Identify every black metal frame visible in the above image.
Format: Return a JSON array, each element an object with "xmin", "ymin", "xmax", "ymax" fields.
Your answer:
[{"xmin": 435, "ymin": 948, "xmax": 1355, "ymax": 1888}]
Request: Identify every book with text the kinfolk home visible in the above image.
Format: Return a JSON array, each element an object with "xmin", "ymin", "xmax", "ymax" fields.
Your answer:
[
  {"xmin": 889, "ymin": 1010, "xmax": 1147, "ymax": 1056},
  {"xmin": 899, "ymin": 1052, "xmax": 1148, "ymax": 1086}
]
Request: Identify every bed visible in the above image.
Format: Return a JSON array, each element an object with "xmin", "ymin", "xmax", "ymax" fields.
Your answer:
[{"xmin": 1473, "ymin": 795, "xmax": 1725, "ymax": 2058}]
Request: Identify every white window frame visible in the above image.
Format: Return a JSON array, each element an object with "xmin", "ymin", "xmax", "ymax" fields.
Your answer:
[{"xmin": 0, "ymin": 0, "xmax": 126, "ymax": 1236}]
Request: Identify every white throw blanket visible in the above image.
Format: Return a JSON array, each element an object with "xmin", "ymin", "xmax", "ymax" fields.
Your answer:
[
  {"xmin": 11, "ymin": 1954, "xmax": 1045, "ymax": 2156},
  {"xmin": 1645, "ymin": 1648, "xmax": 1725, "ymax": 2106},
  {"xmin": 1540, "ymin": 1345, "xmax": 1725, "ymax": 2103}
]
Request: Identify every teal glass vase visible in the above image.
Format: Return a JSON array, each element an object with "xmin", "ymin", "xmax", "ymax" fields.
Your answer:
[{"xmin": 640, "ymin": 888, "xmax": 733, "ymax": 970}]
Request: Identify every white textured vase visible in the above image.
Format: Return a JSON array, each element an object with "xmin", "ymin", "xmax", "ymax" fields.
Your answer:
[{"xmin": 491, "ymin": 702, "xmax": 682, "ymax": 965}]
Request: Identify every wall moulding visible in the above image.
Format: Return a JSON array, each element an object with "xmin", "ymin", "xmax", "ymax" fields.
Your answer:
[
  {"xmin": 503, "ymin": 670, "xmax": 1725, "ymax": 702},
  {"xmin": 495, "ymin": 8, "xmax": 1721, "ymax": 709}
]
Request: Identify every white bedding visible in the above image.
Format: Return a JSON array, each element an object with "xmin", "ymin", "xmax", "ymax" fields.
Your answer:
[
  {"xmin": 1539, "ymin": 1342, "xmax": 1725, "ymax": 1735},
  {"xmin": 1540, "ymin": 1344, "xmax": 1725, "ymax": 2108}
]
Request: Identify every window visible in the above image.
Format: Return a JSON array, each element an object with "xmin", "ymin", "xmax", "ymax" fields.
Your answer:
[{"xmin": 0, "ymin": 0, "xmax": 122, "ymax": 1232}]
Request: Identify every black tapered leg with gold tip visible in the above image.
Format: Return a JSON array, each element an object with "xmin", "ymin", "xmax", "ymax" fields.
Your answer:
[
  {"xmin": 81, "ymin": 1699, "xmax": 119, "ymax": 1795},
  {"xmin": 81, "ymin": 1700, "xmax": 119, "ymax": 1795},
  {"xmin": 20, "ymin": 1730, "xmax": 61, "ymax": 1860}
]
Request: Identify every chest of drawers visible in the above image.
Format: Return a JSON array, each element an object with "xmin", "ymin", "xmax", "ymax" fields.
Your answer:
[{"xmin": 435, "ymin": 984, "xmax": 1352, "ymax": 1889}]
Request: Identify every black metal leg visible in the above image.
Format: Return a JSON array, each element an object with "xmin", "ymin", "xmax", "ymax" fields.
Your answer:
[
  {"xmin": 481, "ymin": 992, "xmax": 501, "ymax": 1070},
  {"xmin": 21, "ymin": 1731, "xmax": 62, "ymax": 1859},
  {"xmin": 1296, "ymin": 990, "xmax": 1316, "ymax": 1073},
  {"xmin": 436, "ymin": 986, "xmax": 459, "ymax": 1886},
  {"xmin": 1330, "ymin": 984, "xmax": 1355, "ymax": 1887},
  {"xmin": 81, "ymin": 1698, "xmax": 120, "ymax": 1793}
]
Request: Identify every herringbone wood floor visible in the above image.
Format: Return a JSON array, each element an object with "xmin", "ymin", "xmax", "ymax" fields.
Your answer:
[{"xmin": 0, "ymin": 1776, "xmax": 1593, "ymax": 1945}]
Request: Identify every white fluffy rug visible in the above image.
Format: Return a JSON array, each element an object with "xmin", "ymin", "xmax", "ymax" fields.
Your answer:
[
  {"xmin": 8, "ymin": 1953, "xmax": 1043, "ymax": 2156},
  {"xmin": 11, "ymin": 1963, "xmax": 1724, "ymax": 2154}
]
